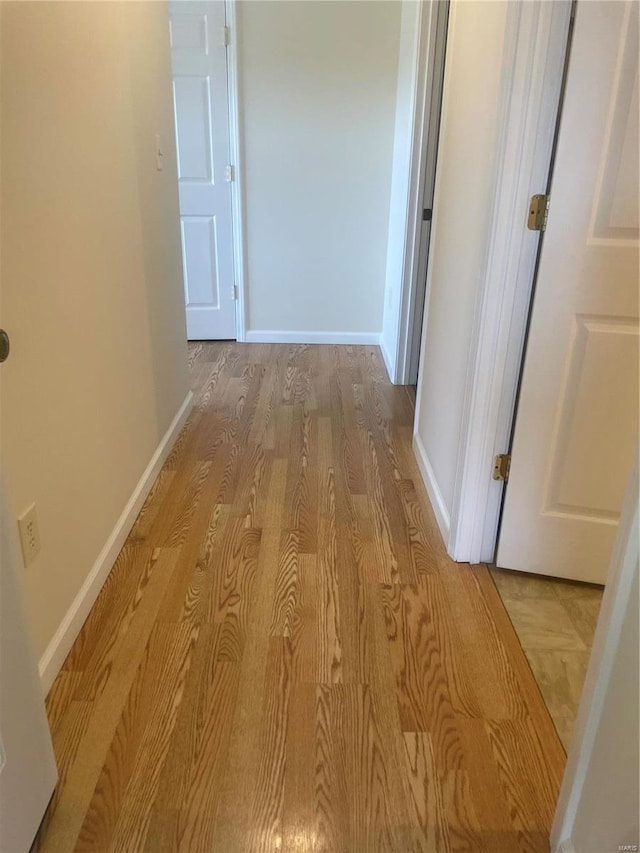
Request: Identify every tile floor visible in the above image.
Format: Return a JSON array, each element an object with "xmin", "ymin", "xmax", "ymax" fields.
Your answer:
[{"xmin": 490, "ymin": 568, "xmax": 604, "ymax": 750}]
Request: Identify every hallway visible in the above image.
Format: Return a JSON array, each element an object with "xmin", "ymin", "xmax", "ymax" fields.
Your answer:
[{"xmin": 35, "ymin": 343, "xmax": 565, "ymax": 852}]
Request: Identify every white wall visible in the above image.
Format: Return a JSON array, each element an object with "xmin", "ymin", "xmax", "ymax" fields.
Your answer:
[
  {"xmin": 1, "ymin": 2, "xmax": 189, "ymax": 674},
  {"xmin": 413, "ymin": 1, "xmax": 510, "ymax": 533},
  {"xmin": 237, "ymin": 1, "xmax": 401, "ymax": 341},
  {"xmin": 570, "ymin": 567, "xmax": 639, "ymax": 852},
  {"xmin": 552, "ymin": 466, "xmax": 639, "ymax": 853}
]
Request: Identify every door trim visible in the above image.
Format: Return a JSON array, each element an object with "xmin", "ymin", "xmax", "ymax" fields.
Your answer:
[
  {"xmin": 405, "ymin": 0, "xmax": 448, "ymax": 386},
  {"xmin": 225, "ymin": 0, "xmax": 247, "ymax": 342},
  {"xmin": 381, "ymin": 0, "xmax": 446, "ymax": 385},
  {"xmin": 444, "ymin": 0, "xmax": 573, "ymax": 563}
]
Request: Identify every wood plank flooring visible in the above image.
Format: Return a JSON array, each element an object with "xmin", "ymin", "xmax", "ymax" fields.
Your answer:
[{"xmin": 35, "ymin": 343, "xmax": 566, "ymax": 852}]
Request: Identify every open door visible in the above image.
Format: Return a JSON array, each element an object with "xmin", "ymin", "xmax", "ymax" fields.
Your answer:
[
  {"xmin": 497, "ymin": 0, "xmax": 639, "ymax": 583},
  {"xmin": 169, "ymin": 1, "xmax": 236, "ymax": 341}
]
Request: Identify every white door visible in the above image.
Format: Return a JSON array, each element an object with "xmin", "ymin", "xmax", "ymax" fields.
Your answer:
[
  {"xmin": 0, "ymin": 343, "xmax": 58, "ymax": 847},
  {"xmin": 169, "ymin": 1, "xmax": 236, "ymax": 340},
  {"xmin": 497, "ymin": 0, "xmax": 639, "ymax": 584}
]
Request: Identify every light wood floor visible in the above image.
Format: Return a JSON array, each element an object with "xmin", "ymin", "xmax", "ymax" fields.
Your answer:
[{"xmin": 35, "ymin": 343, "xmax": 565, "ymax": 852}]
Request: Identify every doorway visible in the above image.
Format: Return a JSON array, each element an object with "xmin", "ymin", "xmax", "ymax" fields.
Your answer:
[
  {"xmin": 169, "ymin": 1, "xmax": 238, "ymax": 341},
  {"xmin": 380, "ymin": 0, "xmax": 449, "ymax": 386},
  {"xmin": 491, "ymin": 0, "xmax": 638, "ymax": 753},
  {"xmin": 496, "ymin": 0, "xmax": 639, "ymax": 584},
  {"xmin": 404, "ymin": 0, "xmax": 449, "ymax": 387},
  {"xmin": 414, "ymin": 0, "xmax": 638, "ymax": 579},
  {"xmin": 408, "ymin": 0, "xmax": 638, "ymax": 776}
]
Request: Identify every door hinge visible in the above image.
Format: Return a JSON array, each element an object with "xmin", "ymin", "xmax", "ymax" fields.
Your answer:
[
  {"xmin": 222, "ymin": 25, "xmax": 230, "ymax": 46},
  {"xmin": 231, "ymin": 285, "xmax": 238, "ymax": 301},
  {"xmin": 225, "ymin": 164, "xmax": 235, "ymax": 183},
  {"xmin": 493, "ymin": 453, "xmax": 511, "ymax": 482},
  {"xmin": 527, "ymin": 194, "xmax": 550, "ymax": 231}
]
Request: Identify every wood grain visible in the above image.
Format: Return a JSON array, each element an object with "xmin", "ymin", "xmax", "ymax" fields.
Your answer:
[{"xmin": 35, "ymin": 343, "xmax": 565, "ymax": 852}]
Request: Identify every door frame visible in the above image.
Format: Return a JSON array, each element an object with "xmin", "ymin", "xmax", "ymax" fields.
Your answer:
[
  {"xmin": 405, "ymin": 0, "xmax": 448, "ymax": 386},
  {"xmin": 381, "ymin": 0, "xmax": 446, "ymax": 385},
  {"xmin": 224, "ymin": 0, "xmax": 247, "ymax": 341},
  {"xmin": 381, "ymin": 0, "xmax": 449, "ymax": 385},
  {"xmin": 413, "ymin": 0, "xmax": 573, "ymax": 562}
]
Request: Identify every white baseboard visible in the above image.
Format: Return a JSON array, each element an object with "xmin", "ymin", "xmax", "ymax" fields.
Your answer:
[
  {"xmin": 379, "ymin": 335, "xmax": 397, "ymax": 384},
  {"xmin": 38, "ymin": 391, "xmax": 194, "ymax": 695},
  {"xmin": 412, "ymin": 432, "xmax": 451, "ymax": 543},
  {"xmin": 245, "ymin": 330, "xmax": 381, "ymax": 346}
]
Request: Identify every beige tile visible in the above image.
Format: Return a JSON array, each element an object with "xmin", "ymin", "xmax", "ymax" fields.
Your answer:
[
  {"xmin": 550, "ymin": 713, "xmax": 575, "ymax": 752},
  {"xmin": 551, "ymin": 579, "xmax": 605, "ymax": 601},
  {"xmin": 523, "ymin": 648, "xmax": 592, "ymax": 751},
  {"xmin": 500, "ymin": 596, "xmax": 587, "ymax": 651},
  {"xmin": 561, "ymin": 596, "xmax": 603, "ymax": 647},
  {"xmin": 490, "ymin": 568, "xmax": 559, "ymax": 600},
  {"xmin": 491, "ymin": 568, "xmax": 602, "ymax": 752},
  {"xmin": 524, "ymin": 648, "xmax": 591, "ymax": 708}
]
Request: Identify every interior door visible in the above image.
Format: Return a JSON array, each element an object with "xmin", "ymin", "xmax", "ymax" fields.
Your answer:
[
  {"xmin": 169, "ymin": 1, "xmax": 236, "ymax": 341},
  {"xmin": 497, "ymin": 0, "xmax": 639, "ymax": 584}
]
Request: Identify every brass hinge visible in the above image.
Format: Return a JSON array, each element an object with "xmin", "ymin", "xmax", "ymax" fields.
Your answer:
[
  {"xmin": 527, "ymin": 194, "xmax": 550, "ymax": 231},
  {"xmin": 493, "ymin": 453, "xmax": 511, "ymax": 482}
]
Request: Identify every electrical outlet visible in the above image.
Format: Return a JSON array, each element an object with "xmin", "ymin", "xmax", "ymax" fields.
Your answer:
[{"xmin": 18, "ymin": 503, "xmax": 41, "ymax": 567}]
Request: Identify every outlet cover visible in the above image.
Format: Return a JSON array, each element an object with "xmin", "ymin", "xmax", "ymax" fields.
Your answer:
[{"xmin": 18, "ymin": 503, "xmax": 41, "ymax": 567}]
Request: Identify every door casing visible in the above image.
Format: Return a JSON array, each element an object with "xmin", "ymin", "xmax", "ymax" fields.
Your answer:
[
  {"xmin": 412, "ymin": 0, "xmax": 574, "ymax": 564},
  {"xmin": 224, "ymin": 0, "xmax": 247, "ymax": 342},
  {"xmin": 496, "ymin": 0, "xmax": 639, "ymax": 582},
  {"xmin": 169, "ymin": 0, "xmax": 247, "ymax": 342},
  {"xmin": 381, "ymin": 0, "xmax": 448, "ymax": 385}
]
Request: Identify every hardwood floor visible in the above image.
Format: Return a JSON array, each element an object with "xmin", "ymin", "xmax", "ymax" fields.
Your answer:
[{"xmin": 35, "ymin": 343, "xmax": 565, "ymax": 852}]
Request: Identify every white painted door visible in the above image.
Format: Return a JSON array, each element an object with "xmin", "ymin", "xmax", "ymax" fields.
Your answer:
[
  {"xmin": 169, "ymin": 1, "xmax": 236, "ymax": 340},
  {"xmin": 497, "ymin": 0, "xmax": 639, "ymax": 584},
  {"xmin": 0, "ymin": 349, "xmax": 57, "ymax": 846}
]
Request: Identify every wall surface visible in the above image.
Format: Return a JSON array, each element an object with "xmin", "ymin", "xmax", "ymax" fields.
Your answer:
[
  {"xmin": 238, "ymin": 1, "xmax": 400, "ymax": 340},
  {"xmin": 414, "ymin": 1, "xmax": 509, "ymax": 526},
  {"xmin": 552, "ymin": 468, "xmax": 639, "ymax": 853},
  {"xmin": 570, "ymin": 567, "xmax": 638, "ymax": 852},
  {"xmin": 1, "ymin": 1, "xmax": 189, "ymax": 662}
]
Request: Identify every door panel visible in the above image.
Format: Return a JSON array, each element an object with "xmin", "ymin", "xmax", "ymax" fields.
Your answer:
[
  {"xmin": 169, "ymin": 1, "xmax": 236, "ymax": 341},
  {"xmin": 497, "ymin": 0, "xmax": 639, "ymax": 583},
  {"xmin": 181, "ymin": 215, "xmax": 224, "ymax": 338},
  {"xmin": 173, "ymin": 76, "xmax": 215, "ymax": 181}
]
